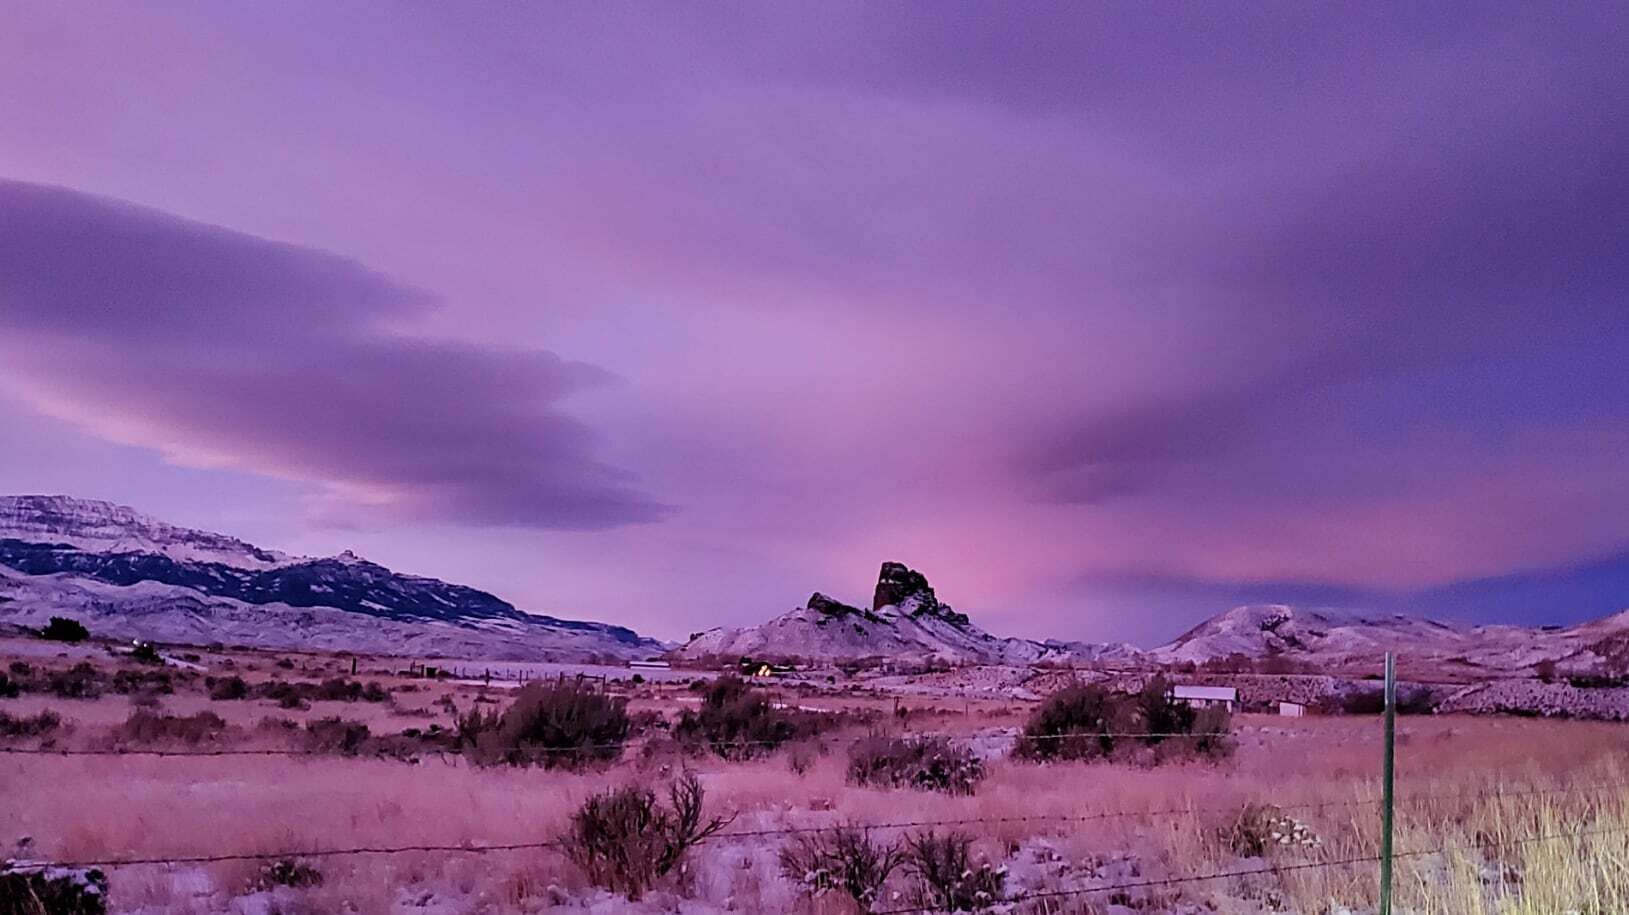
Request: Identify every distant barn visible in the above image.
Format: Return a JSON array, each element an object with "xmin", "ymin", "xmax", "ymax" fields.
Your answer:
[
  {"xmin": 1171, "ymin": 684, "xmax": 1239, "ymax": 712},
  {"xmin": 629, "ymin": 659, "xmax": 672, "ymax": 670}
]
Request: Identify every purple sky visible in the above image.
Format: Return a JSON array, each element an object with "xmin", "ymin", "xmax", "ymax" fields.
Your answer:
[{"xmin": 2, "ymin": 3, "xmax": 1627, "ymax": 645}]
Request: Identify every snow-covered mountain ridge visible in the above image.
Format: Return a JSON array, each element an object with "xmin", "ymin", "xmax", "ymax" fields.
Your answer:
[
  {"xmin": 0, "ymin": 495, "xmax": 662, "ymax": 661},
  {"xmin": 0, "ymin": 495, "xmax": 295, "ymax": 568},
  {"xmin": 1150, "ymin": 602, "xmax": 1629, "ymax": 673}
]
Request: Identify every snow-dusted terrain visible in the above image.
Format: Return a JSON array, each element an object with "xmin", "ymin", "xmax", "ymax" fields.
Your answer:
[
  {"xmin": 676, "ymin": 562, "xmax": 1142, "ymax": 665},
  {"xmin": 1151, "ymin": 602, "xmax": 1629, "ymax": 674},
  {"xmin": 0, "ymin": 495, "xmax": 664, "ymax": 661},
  {"xmin": 0, "ymin": 495, "xmax": 296, "ymax": 568}
]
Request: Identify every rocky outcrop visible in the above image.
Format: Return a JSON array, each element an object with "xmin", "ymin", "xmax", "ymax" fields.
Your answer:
[
  {"xmin": 808, "ymin": 592, "xmax": 878, "ymax": 622},
  {"xmin": 874, "ymin": 561, "xmax": 936, "ymax": 612},
  {"xmin": 674, "ymin": 561, "xmax": 1138, "ymax": 665},
  {"xmin": 872, "ymin": 562, "xmax": 970, "ymax": 626}
]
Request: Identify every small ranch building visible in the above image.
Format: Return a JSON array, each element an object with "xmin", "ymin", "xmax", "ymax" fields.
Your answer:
[{"xmin": 1171, "ymin": 684, "xmax": 1239, "ymax": 712}]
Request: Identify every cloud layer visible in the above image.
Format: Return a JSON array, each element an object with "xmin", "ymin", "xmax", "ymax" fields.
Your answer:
[
  {"xmin": 0, "ymin": 180, "xmax": 666, "ymax": 529},
  {"xmin": 1, "ymin": 4, "xmax": 1627, "ymax": 639}
]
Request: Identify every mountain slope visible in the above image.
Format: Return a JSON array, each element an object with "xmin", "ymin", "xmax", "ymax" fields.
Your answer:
[
  {"xmin": 675, "ymin": 562, "xmax": 1140, "ymax": 665},
  {"xmin": 0, "ymin": 495, "xmax": 662, "ymax": 661},
  {"xmin": 1150, "ymin": 602, "xmax": 1629, "ymax": 672},
  {"xmin": 0, "ymin": 495, "xmax": 293, "ymax": 568}
]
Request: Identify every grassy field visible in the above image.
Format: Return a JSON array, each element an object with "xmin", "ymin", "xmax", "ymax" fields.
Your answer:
[{"xmin": 2, "ymin": 642, "xmax": 1625, "ymax": 914}]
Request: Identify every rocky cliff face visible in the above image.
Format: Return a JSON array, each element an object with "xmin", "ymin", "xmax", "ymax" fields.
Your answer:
[{"xmin": 871, "ymin": 561, "xmax": 971, "ymax": 626}]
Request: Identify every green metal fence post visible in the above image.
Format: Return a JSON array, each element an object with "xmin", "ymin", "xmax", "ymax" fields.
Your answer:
[{"xmin": 1380, "ymin": 651, "xmax": 1396, "ymax": 915}]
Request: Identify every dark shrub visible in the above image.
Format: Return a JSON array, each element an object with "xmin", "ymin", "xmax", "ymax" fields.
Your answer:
[
  {"xmin": 1018, "ymin": 681, "xmax": 1232, "ymax": 763},
  {"xmin": 454, "ymin": 705, "xmax": 500, "ymax": 749},
  {"xmin": 673, "ymin": 675, "xmax": 824, "ymax": 759},
  {"xmin": 39, "ymin": 617, "xmax": 89, "ymax": 643},
  {"xmin": 902, "ymin": 831, "xmax": 1005, "ymax": 912},
  {"xmin": 779, "ymin": 825, "xmax": 904, "ymax": 914},
  {"xmin": 1014, "ymin": 683, "xmax": 1129, "ymax": 761},
  {"xmin": 562, "ymin": 772, "xmax": 731, "ymax": 899},
  {"xmin": 0, "ymin": 674, "xmax": 17, "ymax": 699},
  {"xmin": 253, "ymin": 681, "xmax": 308, "ymax": 710},
  {"xmin": 129, "ymin": 643, "xmax": 162, "ymax": 665},
  {"xmin": 208, "ymin": 676, "xmax": 250, "ymax": 701},
  {"xmin": 1222, "ymin": 803, "xmax": 1320, "ymax": 856},
  {"xmin": 1135, "ymin": 675, "xmax": 1195, "ymax": 739},
  {"xmin": 46, "ymin": 664, "xmax": 103, "ymax": 700},
  {"xmin": 303, "ymin": 718, "xmax": 371, "ymax": 755},
  {"xmin": 1329, "ymin": 685, "xmax": 1436, "ymax": 716},
  {"xmin": 1170, "ymin": 706, "xmax": 1235, "ymax": 761},
  {"xmin": 251, "ymin": 678, "xmax": 385, "ymax": 708},
  {"xmin": 116, "ymin": 710, "xmax": 226, "ymax": 745},
  {"xmin": 314, "ymin": 677, "xmax": 359, "ymax": 701},
  {"xmin": 463, "ymin": 678, "xmax": 630, "ymax": 768},
  {"xmin": 0, "ymin": 710, "xmax": 61, "ymax": 739},
  {"xmin": 111, "ymin": 668, "xmax": 172, "ymax": 696},
  {"xmin": 1569, "ymin": 673, "xmax": 1629, "ymax": 689},
  {"xmin": 255, "ymin": 716, "xmax": 300, "ymax": 737},
  {"xmin": 847, "ymin": 735, "xmax": 983, "ymax": 795},
  {"xmin": 0, "ymin": 863, "xmax": 107, "ymax": 915},
  {"xmin": 253, "ymin": 858, "xmax": 323, "ymax": 890},
  {"xmin": 1395, "ymin": 686, "xmax": 1438, "ymax": 715}
]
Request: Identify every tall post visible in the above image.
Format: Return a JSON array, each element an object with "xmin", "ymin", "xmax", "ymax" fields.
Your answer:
[{"xmin": 1379, "ymin": 651, "xmax": 1396, "ymax": 915}]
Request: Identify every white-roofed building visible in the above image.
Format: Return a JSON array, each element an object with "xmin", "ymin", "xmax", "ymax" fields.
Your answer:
[{"xmin": 1171, "ymin": 684, "xmax": 1239, "ymax": 712}]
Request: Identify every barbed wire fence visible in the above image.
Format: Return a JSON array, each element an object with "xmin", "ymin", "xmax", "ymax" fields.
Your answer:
[{"xmin": 6, "ymin": 653, "xmax": 1626, "ymax": 912}]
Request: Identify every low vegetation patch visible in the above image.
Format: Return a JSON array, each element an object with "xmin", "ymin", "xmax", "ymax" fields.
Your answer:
[
  {"xmin": 561, "ymin": 771, "xmax": 731, "ymax": 899},
  {"xmin": 252, "ymin": 858, "xmax": 323, "ymax": 890},
  {"xmin": 1321, "ymin": 685, "xmax": 1438, "ymax": 716},
  {"xmin": 0, "ymin": 709, "xmax": 61, "ymax": 740},
  {"xmin": 459, "ymin": 677, "xmax": 630, "ymax": 768},
  {"xmin": 206, "ymin": 675, "xmax": 250, "ymax": 700},
  {"xmin": 115, "ymin": 710, "xmax": 226, "ymax": 745},
  {"xmin": 901, "ymin": 831, "xmax": 1005, "ymax": 912},
  {"xmin": 673, "ymin": 675, "xmax": 832, "ymax": 759},
  {"xmin": 846, "ymin": 734, "xmax": 984, "ymax": 795},
  {"xmin": 302, "ymin": 717, "xmax": 371, "ymax": 755},
  {"xmin": 250, "ymin": 677, "xmax": 389, "ymax": 709},
  {"xmin": 1017, "ymin": 676, "xmax": 1233, "ymax": 763},
  {"xmin": 45, "ymin": 664, "xmax": 103, "ymax": 701},
  {"xmin": 779, "ymin": 825, "xmax": 904, "ymax": 914},
  {"xmin": 1225, "ymin": 802, "xmax": 1322, "ymax": 856},
  {"xmin": 0, "ymin": 862, "xmax": 107, "ymax": 915},
  {"xmin": 111, "ymin": 668, "xmax": 174, "ymax": 696}
]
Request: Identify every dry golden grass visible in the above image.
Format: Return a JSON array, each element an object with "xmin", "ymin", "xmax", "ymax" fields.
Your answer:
[{"xmin": 4, "ymin": 650, "xmax": 1627, "ymax": 913}]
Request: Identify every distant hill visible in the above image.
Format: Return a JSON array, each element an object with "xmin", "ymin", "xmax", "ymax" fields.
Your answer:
[
  {"xmin": 674, "ymin": 561, "xmax": 1142, "ymax": 666},
  {"xmin": 1149, "ymin": 602, "xmax": 1629, "ymax": 675},
  {"xmin": 0, "ymin": 495, "xmax": 664, "ymax": 661}
]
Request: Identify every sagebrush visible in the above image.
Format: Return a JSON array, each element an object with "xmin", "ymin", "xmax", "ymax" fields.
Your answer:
[{"xmin": 561, "ymin": 771, "xmax": 731, "ymax": 898}]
